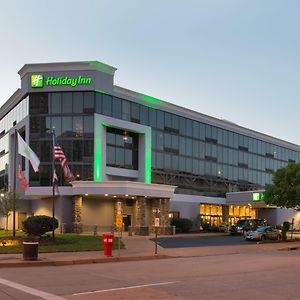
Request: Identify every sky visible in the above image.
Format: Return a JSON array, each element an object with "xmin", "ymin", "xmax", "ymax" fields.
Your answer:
[{"xmin": 0, "ymin": 0, "xmax": 299, "ymax": 145}]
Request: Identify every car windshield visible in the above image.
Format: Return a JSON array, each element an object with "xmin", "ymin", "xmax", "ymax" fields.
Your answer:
[
  {"xmin": 236, "ymin": 220, "xmax": 247, "ymax": 226},
  {"xmin": 256, "ymin": 226, "xmax": 268, "ymax": 232}
]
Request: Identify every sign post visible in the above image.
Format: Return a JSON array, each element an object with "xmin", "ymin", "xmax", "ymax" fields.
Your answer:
[
  {"xmin": 152, "ymin": 208, "xmax": 161, "ymax": 255},
  {"xmin": 116, "ymin": 201, "xmax": 123, "ymax": 257}
]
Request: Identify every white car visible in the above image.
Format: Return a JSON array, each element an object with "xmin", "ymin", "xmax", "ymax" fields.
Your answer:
[{"xmin": 245, "ymin": 226, "xmax": 282, "ymax": 241}]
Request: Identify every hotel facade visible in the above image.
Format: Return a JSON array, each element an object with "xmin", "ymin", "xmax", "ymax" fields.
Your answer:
[{"xmin": 0, "ymin": 61, "xmax": 300, "ymax": 233}]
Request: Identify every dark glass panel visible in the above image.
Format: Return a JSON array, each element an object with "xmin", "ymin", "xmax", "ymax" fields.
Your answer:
[
  {"xmin": 83, "ymin": 140, "xmax": 93, "ymax": 162},
  {"xmin": 131, "ymin": 103, "xmax": 140, "ymax": 122},
  {"xmin": 102, "ymin": 94, "xmax": 112, "ymax": 116},
  {"xmin": 73, "ymin": 92, "xmax": 83, "ymax": 113},
  {"xmin": 62, "ymin": 116, "xmax": 73, "ymax": 137},
  {"xmin": 140, "ymin": 106, "xmax": 149, "ymax": 125},
  {"xmin": 112, "ymin": 97, "xmax": 122, "ymax": 119},
  {"xmin": 122, "ymin": 100, "xmax": 131, "ymax": 121},
  {"xmin": 95, "ymin": 93, "xmax": 102, "ymax": 113},
  {"xmin": 73, "ymin": 140, "xmax": 83, "ymax": 161},
  {"xmin": 62, "ymin": 93, "xmax": 73, "ymax": 113},
  {"xmin": 73, "ymin": 116, "xmax": 83, "ymax": 137},
  {"xmin": 51, "ymin": 93, "xmax": 62, "ymax": 114},
  {"xmin": 83, "ymin": 116, "xmax": 93, "ymax": 138},
  {"xmin": 83, "ymin": 92, "xmax": 95, "ymax": 113}
]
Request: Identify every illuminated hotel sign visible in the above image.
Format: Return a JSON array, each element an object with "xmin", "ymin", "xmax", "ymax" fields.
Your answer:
[
  {"xmin": 253, "ymin": 192, "xmax": 265, "ymax": 201},
  {"xmin": 31, "ymin": 74, "xmax": 92, "ymax": 88}
]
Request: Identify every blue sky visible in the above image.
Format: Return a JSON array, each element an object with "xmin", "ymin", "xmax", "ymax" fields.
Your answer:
[{"xmin": 1, "ymin": 0, "xmax": 299, "ymax": 144}]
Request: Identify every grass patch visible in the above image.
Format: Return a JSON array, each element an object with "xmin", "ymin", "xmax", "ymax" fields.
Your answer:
[{"xmin": 0, "ymin": 232, "xmax": 123, "ymax": 254}]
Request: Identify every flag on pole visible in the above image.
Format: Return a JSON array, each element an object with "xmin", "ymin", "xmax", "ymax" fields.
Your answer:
[
  {"xmin": 53, "ymin": 138, "xmax": 75, "ymax": 182},
  {"xmin": 18, "ymin": 165, "xmax": 29, "ymax": 191},
  {"xmin": 17, "ymin": 132, "xmax": 40, "ymax": 172},
  {"xmin": 52, "ymin": 168, "xmax": 59, "ymax": 195}
]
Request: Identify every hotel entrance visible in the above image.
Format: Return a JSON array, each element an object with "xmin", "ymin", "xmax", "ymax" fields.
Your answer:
[
  {"xmin": 228, "ymin": 205, "xmax": 257, "ymax": 226},
  {"xmin": 200, "ymin": 204, "xmax": 223, "ymax": 227}
]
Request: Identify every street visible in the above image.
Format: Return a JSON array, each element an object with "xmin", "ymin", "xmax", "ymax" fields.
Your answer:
[{"xmin": 0, "ymin": 248, "xmax": 299, "ymax": 299}]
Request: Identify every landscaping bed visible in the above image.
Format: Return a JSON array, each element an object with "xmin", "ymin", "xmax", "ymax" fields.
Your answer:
[{"xmin": 0, "ymin": 231, "xmax": 122, "ymax": 254}]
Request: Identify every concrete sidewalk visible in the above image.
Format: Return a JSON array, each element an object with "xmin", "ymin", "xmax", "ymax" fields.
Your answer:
[{"xmin": 0, "ymin": 233, "xmax": 299, "ymax": 268}]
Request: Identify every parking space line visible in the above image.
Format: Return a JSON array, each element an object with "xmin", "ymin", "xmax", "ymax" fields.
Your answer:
[
  {"xmin": 0, "ymin": 277, "xmax": 66, "ymax": 300},
  {"xmin": 72, "ymin": 281, "xmax": 178, "ymax": 296}
]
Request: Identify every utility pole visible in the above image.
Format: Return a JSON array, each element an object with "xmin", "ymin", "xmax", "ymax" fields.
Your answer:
[
  {"xmin": 13, "ymin": 128, "xmax": 17, "ymax": 237},
  {"xmin": 51, "ymin": 127, "xmax": 56, "ymax": 240}
]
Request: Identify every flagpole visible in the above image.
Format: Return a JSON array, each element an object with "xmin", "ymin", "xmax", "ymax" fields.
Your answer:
[
  {"xmin": 51, "ymin": 127, "xmax": 55, "ymax": 240},
  {"xmin": 13, "ymin": 128, "xmax": 17, "ymax": 237}
]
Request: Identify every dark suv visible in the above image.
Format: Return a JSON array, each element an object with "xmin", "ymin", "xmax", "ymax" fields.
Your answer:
[{"xmin": 229, "ymin": 219, "xmax": 267, "ymax": 235}]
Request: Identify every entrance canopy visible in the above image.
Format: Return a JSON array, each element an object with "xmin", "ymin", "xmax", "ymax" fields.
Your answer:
[{"xmin": 26, "ymin": 181, "xmax": 176, "ymax": 199}]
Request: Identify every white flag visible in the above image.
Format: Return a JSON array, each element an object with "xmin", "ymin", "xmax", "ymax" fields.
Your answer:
[{"xmin": 17, "ymin": 132, "xmax": 40, "ymax": 172}]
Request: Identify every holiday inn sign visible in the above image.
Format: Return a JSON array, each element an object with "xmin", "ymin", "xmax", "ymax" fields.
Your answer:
[{"xmin": 31, "ymin": 74, "xmax": 93, "ymax": 88}]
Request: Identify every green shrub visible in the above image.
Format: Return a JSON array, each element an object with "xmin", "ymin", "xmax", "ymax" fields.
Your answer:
[
  {"xmin": 22, "ymin": 215, "xmax": 58, "ymax": 237},
  {"xmin": 171, "ymin": 218, "xmax": 193, "ymax": 233}
]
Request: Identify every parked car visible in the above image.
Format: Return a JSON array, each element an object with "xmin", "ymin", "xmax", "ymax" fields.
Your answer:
[
  {"xmin": 245, "ymin": 226, "xmax": 282, "ymax": 241},
  {"xmin": 229, "ymin": 219, "xmax": 267, "ymax": 235}
]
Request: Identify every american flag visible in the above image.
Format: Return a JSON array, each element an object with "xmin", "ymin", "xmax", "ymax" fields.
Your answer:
[{"xmin": 54, "ymin": 142, "xmax": 75, "ymax": 182}]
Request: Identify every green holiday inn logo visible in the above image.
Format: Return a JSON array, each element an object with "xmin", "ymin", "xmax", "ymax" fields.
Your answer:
[
  {"xmin": 31, "ymin": 74, "xmax": 92, "ymax": 88},
  {"xmin": 31, "ymin": 74, "xmax": 44, "ymax": 88}
]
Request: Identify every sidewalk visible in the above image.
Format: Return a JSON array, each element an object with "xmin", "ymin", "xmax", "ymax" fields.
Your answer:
[{"xmin": 0, "ymin": 233, "xmax": 299, "ymax": 268}]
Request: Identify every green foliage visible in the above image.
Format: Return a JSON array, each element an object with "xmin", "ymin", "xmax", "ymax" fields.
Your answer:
[
  {"xmin": 22, "ymin": 215, "xmax": 58, "ymax": 236},
  {"xmin": 171, "ymin": 218, "xmax": 193, "ymax": 233},
  {"xmin": 0, "ymin": 192, "xmax": 20, "ymax": 230},
  {"xmin": 200, "ymin": 220, "xmax": 211, "ymax": 231},
  {"xmin": 265, "ymin": 163, "xmax": 300, "ymax": 210}
]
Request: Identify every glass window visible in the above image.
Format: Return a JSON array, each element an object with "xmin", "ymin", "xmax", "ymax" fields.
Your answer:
[
  {"xmin": 62, "ymin": 116, "xmax": 73, "ymax": 137},
  {"xmin": 193, "ymin": 121, "xmax": 199, "ymax": 139},
  {"xmin": 157, "ymin": 110, "xmax": 164, "ymax": 129},
  {"xmin": 73, "ymin": 140, "xmax": 82, "ymax": 161},
  {"xmin": 112, "ymin": 97, "xmax": 122, "ymax": 119},
  {"xmin": 102, "ymin": 95, "xmax": 112, "ymax": 116},
  {"xmin": 140, "ymin": 106, "xmax": 149, "ymax": 125},
  {"xmin": 73, "ymin": 92, "xmax": 83, "ymax": 113},
  {"xmin": 84, "ymin": 116, "xmax": 93, "ymax": 138},
  {"xmin": 51, "ymin": 93, "xmax": 61, "ymax": 114},
  {"xmin": 95, "ymin": 93, "xmax": 102, "ymax": 113},
  {"xmin": 179, "ymin": 117, "xmax": 186, "ymax": 135},
  {"xmin": 149, "ymin": 109, "xmax": 157, "ymax": 127},
  {"xmin": 73, "ymin": 116, "xmax": 83, "ymax": 137},
  {"xmin": 186, "ymin": 119, "xmax": 193, "ymax": 137},
  {"xmin": 83, "ymin": 92, "xmax": 95, "ymax": 113},
  {"xmin": 62, "ymin": 93, "xmax": 72, "ymax": 113},
  {"xmin": 122, "ymin": 101, "xmax": 130, "ymax": 121},
  {"xmin": 131, "ymin": 103, "xmax": 140, "ymax": 122}
]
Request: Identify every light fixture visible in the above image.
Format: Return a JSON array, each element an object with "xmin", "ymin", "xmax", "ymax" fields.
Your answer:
[
  {"xmin": 113, "ymin": 195, "xmax": 117, "ymax": 198},
  {"xmin": 85, "ymin": 193, "xmax": 89, "ymax": 196},
  {"xmin": 131, "ymin": 196, "xmax": 135, "ymax": 199},
  {"xmin": 123, "ymin": 131, "xmax": 128, "ymax": 141},
  {"xmin": 105, "ymin": 194, "xmax": 108, "ymax": 197},
  {"xmin": 125, "ymin": 194, "xmax": 128, "ymax": 197},
  {"xmin": 0, "ymin": 193, "xmax": 4, "ymax": 197}
]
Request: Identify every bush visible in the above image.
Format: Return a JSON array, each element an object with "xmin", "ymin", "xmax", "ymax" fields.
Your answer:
[
  {"xmin": 22, "ymin": 215, "xmax": 58, "ymax": 236},
  {"xmin": 171, "ymin": 218, "xmax": 193, "ymax": 233}
]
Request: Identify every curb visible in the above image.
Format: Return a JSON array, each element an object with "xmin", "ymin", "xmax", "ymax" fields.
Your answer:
[{"xmin": 0, "ymin": 254, "xmax": 172, "ymax": 268}]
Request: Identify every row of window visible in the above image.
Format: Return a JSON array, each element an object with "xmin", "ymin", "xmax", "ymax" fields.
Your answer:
[
  {"xmin": 152, "ymin": 152, "xmax": 273, "ymax": 186},
  {"xmin": 28, "ymin": 92, "xmax": 300, "ymax": 162}
]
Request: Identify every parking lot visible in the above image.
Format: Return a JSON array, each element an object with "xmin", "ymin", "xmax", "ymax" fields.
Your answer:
[{"xmin": 154, "ymin": 233, "xmax": 248, "ymax": 248}]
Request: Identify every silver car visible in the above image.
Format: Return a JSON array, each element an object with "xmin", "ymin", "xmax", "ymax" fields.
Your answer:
[{"xmin": 245, "ymin": 226, "xmax": 282, "ymax": 241}]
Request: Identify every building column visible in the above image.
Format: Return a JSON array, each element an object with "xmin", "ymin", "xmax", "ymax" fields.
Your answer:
[
  {"xmin": 222, "ymin": 205, "xmax": 229, "ymax": 225},
  {"xmin": 72, "ymin": 196, "xmax": 83, "ymax": 233},
  {"xmin": 134, "ymin": 197, "xmax": 149, "ymax": 235}
]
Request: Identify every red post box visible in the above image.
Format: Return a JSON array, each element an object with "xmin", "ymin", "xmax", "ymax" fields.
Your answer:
[{"xmin": 102, "ymin": 233, "xmax": 114, "ymax": 257}]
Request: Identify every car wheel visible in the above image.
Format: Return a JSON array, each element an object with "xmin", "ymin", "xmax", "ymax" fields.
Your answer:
[{"xmin": 261, "ymin": 235, "xmax": 266, "ymax": 241}]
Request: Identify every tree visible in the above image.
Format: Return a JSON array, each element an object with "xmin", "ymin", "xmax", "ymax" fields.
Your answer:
[
  {"xmin": 265, "ymin": 163, "xmax": 300, "ymax": 211},
  {"xmin": 0, "ymin": 192, "xmax": 20, "ymax": 230}
]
